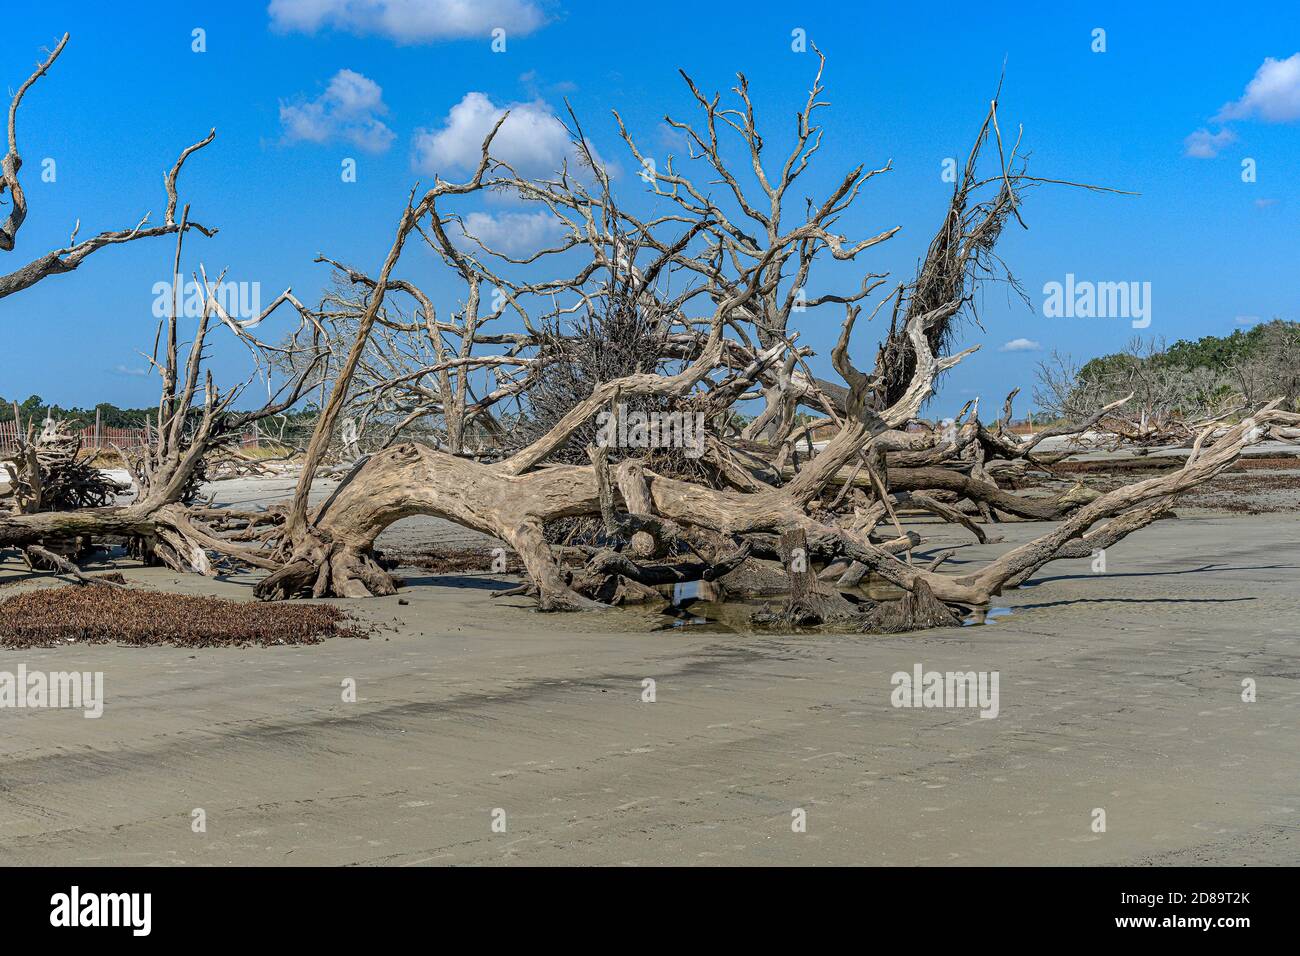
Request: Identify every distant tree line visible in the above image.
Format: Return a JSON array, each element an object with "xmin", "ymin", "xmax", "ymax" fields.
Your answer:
[
  {"xmin": 1077, "ymin": 319, "xmax": 1300, "ymax": 386},
  {"xmin": 0, "ymin": 395, "xmax": 319, "ymax": 431},
  {"xmin": 0, "ymin": 396, "xmax": 154, "ymax": 429},
  {"xmin": 1035, "ymin": 319, "xmax": 1300, "ymax": 423}
]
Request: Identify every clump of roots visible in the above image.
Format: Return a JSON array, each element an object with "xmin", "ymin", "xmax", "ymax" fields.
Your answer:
[{"xmin": 858, "ymin": 579, "xmax": 962, "ymax": 633}]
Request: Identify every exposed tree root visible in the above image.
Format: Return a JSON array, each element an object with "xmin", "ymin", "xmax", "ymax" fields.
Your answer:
[{"xmin": 858, "ymin": 579, "xmax": 961, "ymax": 633}]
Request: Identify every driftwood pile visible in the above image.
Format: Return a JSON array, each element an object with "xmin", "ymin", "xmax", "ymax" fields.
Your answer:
[
  {"xmin": 1, "ymin": 418, "xmax": 122, "ymax": 514},
  {"xmin": 2, "ymin": 34, "xmax": 1297, "ymax": 636}
]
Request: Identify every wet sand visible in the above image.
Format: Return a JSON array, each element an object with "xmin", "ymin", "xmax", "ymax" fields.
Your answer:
[{"xmin": 1, "ymin": 500, "xmax": 1296, "ymax": 865}]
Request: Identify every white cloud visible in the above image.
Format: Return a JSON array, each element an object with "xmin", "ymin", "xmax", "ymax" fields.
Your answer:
[
  {"xmin": 113, "ymin": 364, "xmax": 149, "ymax": 377},
  {"xmin": 656, "ymin": 122, "xmax": 690, "ymax": 151},
  {"xmin": 457, "ymin": 210, "xmax": 563, "ymax": 255},
  {"xmin": 1216, "ymin": 53, "xmax": 1300, "ymax": 123},
  {"xmin": 280, "ymin": 68, "xmax": 395, "ymax": 153},
  {"xmin": 1183, "ymin": 127, "xmax": 1236, "ymax": 158},
  {"xmin": 268, "ymin": 0, "xmax": 546, "ymax": 44},
  {"xmin": 413, "ymin": 91, "xmax": 606, "ymax": 180},
  {"xmin": 998, "ymin": 338, "xmax": 1041, "ymax": 353},
  {"xmin": 518, "ymin": 70, "xmax": 576, "ymax": 98}
]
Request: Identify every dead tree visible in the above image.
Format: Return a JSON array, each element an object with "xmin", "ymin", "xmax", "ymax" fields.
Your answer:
[
  {"xmin": 0, "ymin": 206, "xmax": 322, "ymax": 575},
  {"xmin": 239, "ymin": 56, "xmax": 1272, "ymax": 625},
  {"xmin": 3, "ymin": 46, "xmax": 1284, "ymax": 635},
  {"xmin": 1, "ymin": 34, "xmax": 215, "ymax": 300}
]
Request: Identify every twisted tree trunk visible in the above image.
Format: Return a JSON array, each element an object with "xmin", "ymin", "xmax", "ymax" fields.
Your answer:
[{"xmin": 254, "ymin": 443, "xmax": 606, "ymax": 608}]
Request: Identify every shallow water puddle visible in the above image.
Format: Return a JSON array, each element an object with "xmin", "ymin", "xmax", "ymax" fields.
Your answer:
[
  {"xmin": 962, "ymin": 606, "xmax": 1014, "ymax": 627},
  {"xmin": 657, "ymin": 597, "xmax": 755, "ymax": 634}
]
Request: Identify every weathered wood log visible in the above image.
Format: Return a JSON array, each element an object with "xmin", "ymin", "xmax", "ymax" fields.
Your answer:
[
  {"xmin": 2, "ymin": 421, "xmax": 119, "ymax": 514},
  {"xmin": 587, "ymin": 445, "xmax": 678, "ymax": 554},
  {"xmin": 615, "ymin": 460, "xmax": 659, "ymax": 557},
  {"xmin": 830, "ymin": 405, "xmax": 1284, "ymax": 607},
  {"xmin": 23, "ymin": 544, "xmax": 126, "ymax": 588},
  {"xmin": 582, "ymin": 540, "xmax": 753, "ymax": 588},
  {"xmin": 864, "ymin": 467, "xmax": 1080, "ymax": 520}
]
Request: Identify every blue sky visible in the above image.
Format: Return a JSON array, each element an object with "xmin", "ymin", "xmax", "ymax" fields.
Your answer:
[{"xmin": 1, "ymin": 0, "xmax": 1295, "ymax": 416}]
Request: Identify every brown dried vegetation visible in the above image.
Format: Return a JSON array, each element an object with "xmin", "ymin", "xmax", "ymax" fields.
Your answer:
[{"xmin": 0, "ymin": 586, "xmax": 366, "ymax": 648}]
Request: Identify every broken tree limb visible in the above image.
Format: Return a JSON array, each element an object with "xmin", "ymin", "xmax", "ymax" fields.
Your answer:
[
  {"xmin": 827, "ymin": 405, "xmax": 1287, "ymax": 608},
  {"xmin": 1, "ymin": 33, "xmax": 216, "ymax": 299},
  {"xmin": 22, "ymin": 544, "xmax": 125, "ymax": 588}
]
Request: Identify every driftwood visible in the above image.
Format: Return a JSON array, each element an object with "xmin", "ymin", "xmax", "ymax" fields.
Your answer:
[
  {"xmin": 1, "ymin": 420, "xmax": 120, "ymax": 514},
  {"xmin": 22, "ymin": 543, "xmax": 125, "ymax": 588},
  {"xmin": 774, "ymin": 527, "xmax": 861, "ymax": 626},
  {"xmin": 2, "ymin": 38, "xmax": 1285, "ymax": 639},
  {"xmin": 1, "ymin": 35, "xmax": 215, "ymax": 299}
]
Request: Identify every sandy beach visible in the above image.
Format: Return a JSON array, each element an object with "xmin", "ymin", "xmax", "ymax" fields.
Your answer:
[{"xmin": 1, "ymin": 478, "xmax": 1295, "ymax": 866}]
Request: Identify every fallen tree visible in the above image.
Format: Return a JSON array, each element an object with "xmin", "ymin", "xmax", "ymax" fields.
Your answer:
[{"xmin": 2, "ymin": 38, "xmax": 1287, "ymax": 633}]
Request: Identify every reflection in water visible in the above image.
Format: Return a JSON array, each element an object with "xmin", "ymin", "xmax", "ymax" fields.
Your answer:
[
  {"xmin": 670, "ymin": 579, "xmax": 703, "ymax": 605},
  {"xmin": 961, "ymin": 606, "xmax": 1014, "ymax": 627}
]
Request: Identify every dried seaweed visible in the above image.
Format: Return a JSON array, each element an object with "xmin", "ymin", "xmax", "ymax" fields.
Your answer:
[{"xmin": 0, "ymin": 586, "xmax": 367, "ymax": 648}]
